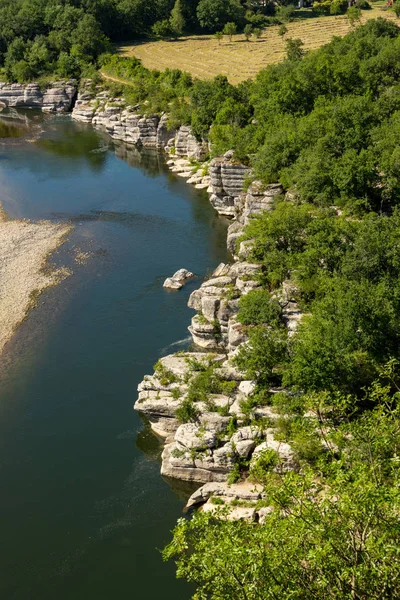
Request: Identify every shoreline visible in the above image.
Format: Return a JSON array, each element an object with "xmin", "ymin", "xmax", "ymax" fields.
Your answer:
[
  {"xmin": 71, "ymin": 88, "xmax": 297, "ymax": 515},
  {"xmin": 0, "ymin": 204, "xmax": 72, "ymax": 356}
]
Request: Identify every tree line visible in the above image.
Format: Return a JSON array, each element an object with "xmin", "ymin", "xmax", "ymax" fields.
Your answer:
[{"xmin": 0, "ymin": 0, "xmax": 284, "ymax": 82}]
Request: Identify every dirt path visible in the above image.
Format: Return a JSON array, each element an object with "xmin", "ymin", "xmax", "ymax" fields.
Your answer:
[{"xmin": 100, "ymin": 72, "xmax": 135, "ymax": 87}]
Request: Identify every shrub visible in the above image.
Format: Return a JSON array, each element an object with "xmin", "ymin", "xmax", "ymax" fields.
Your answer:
[
  {"xmin": 175, "ymin": 399, "xmax": 200, "ymax": 423},
  {"xmin": 237, "ymin": 290, "xmax": 282, "ymax": 326}
]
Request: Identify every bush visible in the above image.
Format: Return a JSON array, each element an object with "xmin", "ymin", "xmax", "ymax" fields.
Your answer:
[
  {"xmin": 276, "ymin": 5, "xmax": 296, "ymax": 22},
  {"xmin": 355, "ymin": 0, "xmax": 371, "ymax": 8},
  {"xmin": 152, "ymin": 19, "xmax": 173, "ymax": 38},
  {"xmin": 175, "ymin": 399, "xmax": 200, "ymax": 423},
  {"xmin": 237, "ymin": 290, "xmax": 282, "ymax": 326}
]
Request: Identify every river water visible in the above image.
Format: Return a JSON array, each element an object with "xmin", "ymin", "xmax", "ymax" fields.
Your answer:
[{"xmin": 0, "ymin": 110, "xmax": 230, "ymax": 600}]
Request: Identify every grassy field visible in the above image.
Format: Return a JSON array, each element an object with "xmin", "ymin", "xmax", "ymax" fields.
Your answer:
[{"xmin": 118, "ymin": 5, "xmax": 398, "ymax": 84}]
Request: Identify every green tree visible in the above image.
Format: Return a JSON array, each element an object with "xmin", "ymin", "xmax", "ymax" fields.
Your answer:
[
  {"xmin": 170, "ymin": 0, "xmax": 185, "ymax": 38},
  {"xmin": 347, "ymin": 5, "xmax": 362, "ymax": 26},
  {"xmin": 252, "ymin": 27, "xmax": 262, "ymax": 40},
  {"xmin": 223, "ymin": 21, "xmax": 237, "ymax": 41},
  {"xmin": 164, "ymin": 381, "xmax": 400, "ymax": 599},
  {"xmin": 196, "ymin": 0, "xmax": 244, "ymax": 32},
  {"xmin": 214, "ymin": 31, "xmax": 223, "ymax": 45},
  {"xmin": 244, "ymin": 23, "xmax": 253, "ymax": 41},
  {"xmin": 152, "ymin": 19, "xmax": 173, "ymax": 38},
  {"xmin": 285, "ymin": 37, "xmax": 305, "ymax": 60},
  {"xmin": 278, "ymin": 23, "xmax": 288, "ymax": 37}
]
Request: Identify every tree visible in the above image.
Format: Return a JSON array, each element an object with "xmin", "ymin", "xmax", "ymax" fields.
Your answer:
[
  {"xmin": 276, "ymin": 5, "xmax": 296, "ymax": 21},
  {"xmin": 244, "ymin": 23, "xmax": 253, "ymax": 41},
  {"xmin": 170, "ymin": 0, "xmax": 185, "ymax": 38},
  {"xmin": 285, "ymin": 37, "xmax": 304, "ymax": 60},
  {"xmin": 196, "ymin": 0, "xmax": 244, "ymax": 32},
  {"xmin": 152, "ymin": 19, "xmax": 173, "ymax": 38},
  {"xmin": 278, "ymin": 23, "xmax": 288, "ymax": 37},
  {"xmin": 214, "ymin": 31, "xmax": 223, "ymax": 45},
  {"xmin": 394, "ymin": 1, "xmax": 400, "ymax": 17},
  {"xmin": 347, "ymin": 5, "xmax": 361, "ymax": 26},
  {"xmin": 223, "ymin": 22, "xmax": 237, "ymax": 41},
  {"xmin": 164, "ymin": 380, "xmax": 400, "ymax": 599},
  {"xmin": 253, "ymin": 27, "xmax": 262, "ymax": 40}
]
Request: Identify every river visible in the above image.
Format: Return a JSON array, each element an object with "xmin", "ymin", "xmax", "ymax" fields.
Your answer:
[{"xmin": 0, "ymin": 110, "xmax": 230, "ymax": 600}]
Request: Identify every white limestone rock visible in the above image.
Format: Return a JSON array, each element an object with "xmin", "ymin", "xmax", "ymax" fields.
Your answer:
[{"xmin": 175, "ymin": 423, "xmax": 217, "ymax": 450}]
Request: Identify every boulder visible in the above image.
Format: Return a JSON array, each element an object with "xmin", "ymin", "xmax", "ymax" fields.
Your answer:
[
  {"xmin": 175, "ymin": 423, "xmax": 217, "ymax": 450},
  {"xmin": 252, "ymin": 432, "xmax": 297, "ymax": 473},
  {"xmin": 163, "ymin": 278, "xmax": 182, "ymax": 290},
  {"xmin": 185, "ymin": 480, "xmax": 264, "ymax": 508},
  {"xmin": 163, "ymin": 268, "xmax": 194, "ymax": 289}
]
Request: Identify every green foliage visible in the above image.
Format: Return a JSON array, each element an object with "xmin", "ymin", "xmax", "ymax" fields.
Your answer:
[
  {"xmin": 152, "ymin": 19, "xmax": 174, "ymax": 39},
  {"xmin": 170, "ymin": 0, "xmax": 186, "ymax": 38},
  {"xmin": 153, "ymin": 360, "xmax": 179, "ymax": 385},
  {"xmin": 164, "ymin": 381, "xmax": 400, "ymax": 599},
  {"xmin": 196, "ymin": 0, "xmax": 244, "ymax": 32},
  {"xmin": 223, "ymin": 22, "xmax": 237, "ymax": 41},
  {"xmin": 356, "ymin": 0, "xmax": 371, "ymax": 9},
  {"xmin": 235, "ymin": 325, "xmax": 288, "ymax": 386},
  {"xmin": 244, "ymin": 24, "xmax": 253, "ymax": 41},
  {"xmin": 210, "ymin": 496, "xmax": 225, "ymax": 505},
  {"xmin": 276, "ymin": 5, "xmax": 296, "ymax": 22},
  {"xmin": 347, "ymin": 5, "xmax": 362, "ymax": 27},
  {"xmin": 278, "ymin": 24, "xmax": 288, "ymax": 37},
  {"xmin": 237, "ymin": 290, "xmax": 282, "ymax": 326},
  {"xmin": 214, "ymin": 31, "xmax": 223, "ymax": 44},
  {"xmin": 186, "ymin": 366, "xmax": 237, "ymax": 403},
  {"xmin": 175, "ymin": 399, "xmax": 200, "ymax": 423},
  {"xmin": 313, "ymin": 0, "xmax": 347, "ymax": 15},
  {"xmin": 285, "ymin": 37, "xmax": 305, "ymax": 61}
]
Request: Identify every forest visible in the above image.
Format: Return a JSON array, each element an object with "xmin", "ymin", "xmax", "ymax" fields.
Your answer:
[{"xmin": 0, "ymin": 0, "xmax": 287, "ymax": 81}]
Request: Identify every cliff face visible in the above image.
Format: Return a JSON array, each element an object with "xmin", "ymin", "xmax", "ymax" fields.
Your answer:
[
  {"xmin": 0, "ymin": 82, "xmax": 77, "ymax": 112},
  {"xmin": 73, "ymin": 85, "xmax": 301, "ymax": 502},
  {"xmin": 133, "ymin": 153, "xmax": 298, "ymax": 489},
  {"xmin": 72, "ymin": 90, "xmax": 207, "ymax": 158}
]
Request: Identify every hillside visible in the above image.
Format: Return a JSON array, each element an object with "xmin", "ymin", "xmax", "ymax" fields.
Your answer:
[{"xmin": 119, "ymin": 5, "xmax": 398, "ymax": 84}]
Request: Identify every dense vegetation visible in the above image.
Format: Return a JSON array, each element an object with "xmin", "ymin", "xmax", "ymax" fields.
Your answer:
[
  {"xmin": 0, "ymin": 0, "xmax": 293, "ymax": 81},
  {"xmin": 148, "ymin": 19, "xmax": 400, "ymax": 598}
]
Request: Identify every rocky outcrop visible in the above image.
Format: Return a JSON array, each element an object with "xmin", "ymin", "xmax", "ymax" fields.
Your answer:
[
  {"xmin": 187, "ymin": 261, "xmax": 262, "ymax": 350},
  {"xmin": 133, "ymin": 149, "xmax": 300, "ymax": 493},
  {"xmin": 174, "ymin": 125, "xmax": 208, "ymax": 161},
  {"xmin": 75, "ymin": 82, "xmax": 302, "ymax": 507},
  {"xmin": 0, "ymin": 81, "xmax": 77, "ymax": 112},
  {"xmin": 133, "ymin": 346, "xmax": 286, "ymax": 484},
  {"xmin": 163, "ymin": 268, "xmax": 194, "ymax": 290},
  {"xmin": 185, "ymin": 481, "xmax": 273, "ymax": 522},
  {"xmin": 72, "ymin": 90, "xmax": 207, "ymax": 157},
  {"xmin": 208, "ymin": 155, "xmax": 250, "ymax": 218}
]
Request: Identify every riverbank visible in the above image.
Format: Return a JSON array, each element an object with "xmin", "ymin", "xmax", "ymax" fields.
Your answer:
[
  {"xmin": 70, "ymin": 85, "xmax": 301, "ymax": 517},
  {"xmin": 0, "ymin": 204, "xmax": 71, "ymax": 354}
]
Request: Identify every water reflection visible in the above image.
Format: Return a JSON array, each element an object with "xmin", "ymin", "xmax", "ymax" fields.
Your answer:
[
  {"xmin": 0, "ymin": 109, "xmax": 30, "ymax": 139},
  {"xmin": 136, "ymin": 416, "xmax": 197, "ymax": 504},
  {"xmin": 36, "ymin": 122, "xmax": 109, "ymax": 172}
]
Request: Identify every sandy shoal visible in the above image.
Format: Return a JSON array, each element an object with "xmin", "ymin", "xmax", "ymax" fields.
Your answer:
[{"xmin": 0, "ymin": 210, "xmax": 71, "ymax": 355}]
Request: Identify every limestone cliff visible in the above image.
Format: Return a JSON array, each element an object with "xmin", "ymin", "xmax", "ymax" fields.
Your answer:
[{"xmin": 0, "ymin": 81, "xmax": 77, "ymax": 112}]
